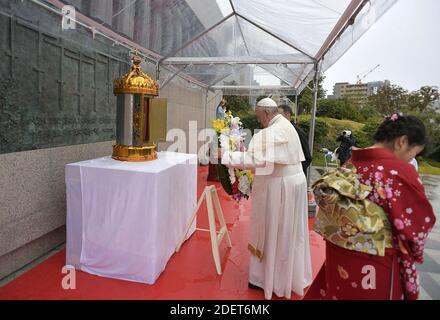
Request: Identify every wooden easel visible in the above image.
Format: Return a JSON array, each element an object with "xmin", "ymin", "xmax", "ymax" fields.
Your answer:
[{"xmin": 176, "ymin": 185, "xmax": 232, "ymax": 275}]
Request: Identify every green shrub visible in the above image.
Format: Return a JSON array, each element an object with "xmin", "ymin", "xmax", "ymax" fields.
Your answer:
[
  {"xmin": 317, "ymin": 99, "xmax": 363, "ymax": 122},
  {"xmin": 361, "ymin": 117, "xmax": 383, "ymax": 144},
  {"xmin": 224, "ymin": 95, "xmax": 252, "ymax": 114},
  {"xmin": 428, "ymin": 148, "xmax": 440, "ymax": 162},
  {"xmin": 359, "ymin": 105, "xmax": 381, "ymax": 122},
  {"xmin": 237, "ymin": 110, "xmax": 261, "ymax": 134},
  {"xmin": 298, "ymin": 118, "xmax": 329, "ymax": 149},
  {"xmin": 406, "ymin": 111, "xmax": 440, "ymax": 160},
  {"xmin": 353, "ymin": 129, "xmax": 370, "ymax": 148}
]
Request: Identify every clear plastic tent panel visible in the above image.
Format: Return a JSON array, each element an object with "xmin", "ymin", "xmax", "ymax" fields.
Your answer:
[
  {"xmin": 259, "ymin": 64, "xmax": 314, "ymax": 87},
  {"xmin": 180, "ymin": 64, "xmax": 282, "ymax": 88},
  {"xmin": 232, "ymin": 0, "xmax": 352, "ymax": 57},
  {"xmin": 173, "ymin": 15, "xmax": 249, "ymax": 60},
  {"xmin": 149, "ymin": 0, "xmax": 234, "ymax": 56},
  {"xmin": 51, "ymin": 0, "xmax": 397, "ymax": 94},
  {"xmin": 320, "ymin": 0, "xmax": 397, "ymax": 72},
  {"xmin": 237, "ymin": 16, "xmax": 312, "ymax": 63},
  {"xmin": 169, "ymin": 14, "xmax": 312, "ymax": 63},
  {"xmin": 181, "ymin": 64, "xmax": 251, "ymax": 87},
  {"xmin": 206, "ymin": 63, "xmax": 316, "ymax": 91},
  {"xmin": 210, "ymin": 65, "xmax": 281, "ymax": 87},
  {"xmin": 296, "ymin": 64, "xmax": 317, "ymax": 94},
  {"xmin": 60, "ymin": 0, "xmax": 234, "ymax": 57},
  {"xmin": 220, "ymin": 87, "xmax": 297, "ymax": 96}
]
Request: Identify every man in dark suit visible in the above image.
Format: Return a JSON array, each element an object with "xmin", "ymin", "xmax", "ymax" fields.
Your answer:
[{"xmin": 278, "ymin": 104, "xmax": 312, "ymax": 177}]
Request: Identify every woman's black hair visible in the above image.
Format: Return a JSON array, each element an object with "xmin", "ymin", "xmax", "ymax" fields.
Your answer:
[{"xmin": 374, "ymin": 114, "xmax": 428, "ymax": 147}]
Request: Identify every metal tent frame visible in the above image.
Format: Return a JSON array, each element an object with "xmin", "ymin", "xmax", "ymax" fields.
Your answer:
[{"xmin": 31, "ymin": 0, "xmax": 397, "ymax": 184}]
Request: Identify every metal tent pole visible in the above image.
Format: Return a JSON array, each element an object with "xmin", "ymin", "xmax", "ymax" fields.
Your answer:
[
  {"xmin": 160, "ymin": 65, "xmax": 188, "ymax": 89},
  {"xmin": 203, "ymin": 89, "xmax": 209, "ymax": 165},
  {"xmin": 204, "ymin": 89, "xmax": 209, "ymax": 131},
  {"xmin": 155, "ymin": 62, "xmax": 160, "ymax": 81},
  {"xmin": 162, "ymin": 58, "xmax": 312, "ymax": 65},
  {"xmin": 307, "ymin": 63, "xmax": 320, "ymax": 186},
  {"xmin": 294, "ymin": 94, "xmax": 298, "ymax": 123}
]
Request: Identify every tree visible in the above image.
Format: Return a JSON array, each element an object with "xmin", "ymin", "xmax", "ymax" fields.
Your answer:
[
  {"xmin": 222, "ymin": 81, "xmax": 252, "ymax": 114},
  {"xmin": 297, "ymin": 117, "xmax": 330, "ymax": 149},
  {"xmin": 317, "ymin": 98, "xmax": 362, "ymax": 122},
  {"xmin": 368, "ymin": 83, "xmax": 407, "ymax": 115},
  {"xmin": 223, "ymin": 95, "xmax": 252, "ymax": 114},
  {"xmin": 359, "ymin": 105, "xmax": 381, "ymax": 122},
  {"xmin": 361, "ymin": 117, "xmax": 384, "ymax": 144},
  {"xmin": 406, "ymin": 110, "xmax": 440, "ymax": 160},
  {"xmin": 256, "ymin": 96, "xmax": 267, "ymax": 103},
  {"xmin": 407, "ymin": 86, "xmax": 439, "ymax": 112}
]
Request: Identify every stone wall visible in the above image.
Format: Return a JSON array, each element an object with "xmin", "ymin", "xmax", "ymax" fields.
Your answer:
[
  {"xmin": 0, "ymin": 0, "xmax": 129, "ymax": 154},
  {"xmin": 0, "ymin": 0, "xmax": 221, "ymax": 280},
  {"xmin": 0, "ymin": 141, "xmax": 113, "ymax": 279}
]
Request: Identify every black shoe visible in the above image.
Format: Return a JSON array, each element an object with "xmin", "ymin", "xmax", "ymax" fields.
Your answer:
[{"xmin": 248, "ymin": 283, "xmax": 263, "ymax": 291}]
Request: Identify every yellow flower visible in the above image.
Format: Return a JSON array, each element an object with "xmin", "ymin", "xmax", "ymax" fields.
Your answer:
[
  {"xmin": 212, "ymin": 119, "xmax": 226, "ymax": 133},
  {"xmin": 237, "ymin": 170, "xmax": 254, "ymax": 183}
]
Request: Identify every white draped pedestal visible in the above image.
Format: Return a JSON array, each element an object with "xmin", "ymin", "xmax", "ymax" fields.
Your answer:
[{"xmin": 65, "ymin": 152, "xmax": 197, "ymax": 284}]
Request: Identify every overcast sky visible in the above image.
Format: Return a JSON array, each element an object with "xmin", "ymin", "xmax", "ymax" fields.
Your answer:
[{"xmin": 323, "ymin": 0, "xmax": 440, "ymax": 96}]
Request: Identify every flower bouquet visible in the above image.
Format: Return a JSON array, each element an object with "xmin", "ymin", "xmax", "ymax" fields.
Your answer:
[{"xmin": 212, "ymin": 112, "xmax": 254, "ymax": 201}]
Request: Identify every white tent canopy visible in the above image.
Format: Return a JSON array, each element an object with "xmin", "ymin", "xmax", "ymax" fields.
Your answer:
[
  {"xmin": 33, "ymin": 0, "xmax": 397, "ymax": 181},
  {"xmin": 39, "ymin": 0, "xmax": 396, "ymax": 95}
]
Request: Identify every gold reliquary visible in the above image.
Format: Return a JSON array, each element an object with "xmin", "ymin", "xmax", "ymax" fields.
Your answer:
[{"xmin": 112, "ymin": 52, "xmax": 167, "ymax": 162}]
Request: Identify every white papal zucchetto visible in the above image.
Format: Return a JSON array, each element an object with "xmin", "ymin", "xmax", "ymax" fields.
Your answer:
[{"xmin": 256, "ymin": 97, "xmax": 278, "ymax": 108}]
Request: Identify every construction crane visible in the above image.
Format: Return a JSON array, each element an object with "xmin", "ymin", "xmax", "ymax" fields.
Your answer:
[{"xmin": 357, "ymin": 64, "xmax": 380, "ymax": 84}]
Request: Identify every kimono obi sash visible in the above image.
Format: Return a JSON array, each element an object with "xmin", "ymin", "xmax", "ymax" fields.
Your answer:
[
  {"xmin": 312, "ymin": 165, "xmax": 393, "ymax": 257},
  {"xmin": 270, "ymin": 164, "xmax": 304, "ymax": 177}
]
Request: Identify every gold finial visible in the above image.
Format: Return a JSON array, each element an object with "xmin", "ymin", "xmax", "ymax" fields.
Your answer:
[
  {"xmin": 131, "ymin": 49, "xmax": 141, "ymax": 66},
  {"xmin": 113, "ymin": 49, "xmax": 159, "ymax": 96}
]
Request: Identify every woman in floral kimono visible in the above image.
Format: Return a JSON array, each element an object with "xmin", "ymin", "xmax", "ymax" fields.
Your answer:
[{"xmin": 306, "ymin": 114, "xmax": 436, "ymax": 300}]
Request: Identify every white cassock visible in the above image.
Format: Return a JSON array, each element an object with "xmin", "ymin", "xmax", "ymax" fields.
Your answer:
[{"xmin": 222, "ymin": 114, "xmax": 312, "ymax": 300}]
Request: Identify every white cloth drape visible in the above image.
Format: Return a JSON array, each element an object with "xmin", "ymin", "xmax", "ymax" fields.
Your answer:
[{"xmin": 66, "ymin": 152, "xmax": 197, "ymax": 284}]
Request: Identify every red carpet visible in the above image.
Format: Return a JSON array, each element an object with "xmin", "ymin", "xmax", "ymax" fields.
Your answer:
[{"xmin": 0, "ymin": 166, "xmax": 325, "ymax": 300}]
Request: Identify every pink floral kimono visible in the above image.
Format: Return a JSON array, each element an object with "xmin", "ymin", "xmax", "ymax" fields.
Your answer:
[{"xmin": 306, "ymin": 148, "xmax": 436, "ymax": 300}]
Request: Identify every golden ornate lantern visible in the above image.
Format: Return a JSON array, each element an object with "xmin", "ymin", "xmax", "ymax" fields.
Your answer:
[{"xmin": 112, "ymin": 52, "xmax": 160, "ymax": 162}]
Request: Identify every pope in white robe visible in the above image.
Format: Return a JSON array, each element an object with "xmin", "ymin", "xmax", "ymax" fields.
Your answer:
[{"xmin": 222, "ymin": 98, "xmax": 312, "ymax": 300}]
